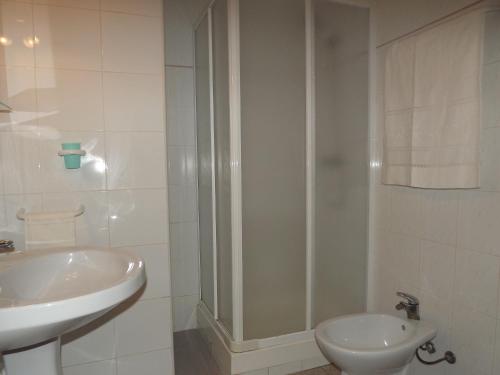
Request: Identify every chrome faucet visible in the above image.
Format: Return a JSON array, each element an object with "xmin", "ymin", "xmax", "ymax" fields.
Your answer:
[
  {"xmin": 395, "ymin": 291, "xmax": 420, "ymax": 320},
  {"xmin": 0, "ymin": 239, "xmax": 15, "ymax": 253}
]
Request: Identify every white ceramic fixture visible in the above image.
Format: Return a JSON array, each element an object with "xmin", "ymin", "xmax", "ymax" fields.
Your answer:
[
  {"xmin": 315, "ymin": 313, "xmax": 437, "ymax": 375},
  {"xmin": 0, "ymin": 247, "xmax": 146, "ymax": 375}
]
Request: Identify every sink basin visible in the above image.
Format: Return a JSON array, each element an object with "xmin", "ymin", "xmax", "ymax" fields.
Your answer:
[
  {"xmin": 0, "ymin": 247, "xmax": 146, "ymax": 375},
  {"xmin": 315, "ymin": 313, "xmax": 436, "ymax": 375}
]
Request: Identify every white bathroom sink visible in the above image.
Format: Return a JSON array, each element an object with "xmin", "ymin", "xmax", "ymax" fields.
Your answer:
[
  {"xmin": 0, "ymin": 247, "xmax": 145, "ymax": 374},
  {"xmin": 315, "ymin": 313, "xmax": 436, "ymax": 375}
]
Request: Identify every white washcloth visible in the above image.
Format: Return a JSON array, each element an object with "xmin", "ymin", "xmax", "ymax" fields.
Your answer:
[
  {"xmin": 25, "ymin": 210, "xmax": 76, "ymax": 250},
  {"xmin": 382, "ymin": 11, "xmax": 483, "ymax": 188}
]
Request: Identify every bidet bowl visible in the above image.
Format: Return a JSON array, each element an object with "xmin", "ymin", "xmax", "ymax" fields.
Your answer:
[
  {"xmin": 0, "ymin": 247, "xmax": 146, "ymax": 352},
  {"xmin": 315, "ymin": 313, "xmax": 436, "ymax": 375}
]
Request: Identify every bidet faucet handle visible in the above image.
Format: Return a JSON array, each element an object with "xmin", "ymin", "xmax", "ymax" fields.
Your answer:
[{"xmin": 396, "ymin": 291, "xmax": 419, "ymax": 305}]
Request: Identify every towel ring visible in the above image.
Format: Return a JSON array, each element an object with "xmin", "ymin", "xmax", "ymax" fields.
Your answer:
[{"xmin": 16, "ymin": 205, "xmax": 85, "ymax": 221}]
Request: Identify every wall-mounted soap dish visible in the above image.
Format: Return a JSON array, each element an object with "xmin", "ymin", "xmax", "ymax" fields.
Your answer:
[{"xmin": 16, "ymin": 205, "xmax": 86, "ymax": 220}]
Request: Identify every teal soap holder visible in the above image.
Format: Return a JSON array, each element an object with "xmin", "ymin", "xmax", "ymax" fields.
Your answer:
[{"xmin": 58, "ymin": 143, "xmax": 86, "ymax": 169}]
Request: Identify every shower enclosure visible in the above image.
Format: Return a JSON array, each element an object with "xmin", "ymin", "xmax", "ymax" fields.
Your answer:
[{"xmin": 194, "ymin": 0, "xmax": 370, "ymax": 356}]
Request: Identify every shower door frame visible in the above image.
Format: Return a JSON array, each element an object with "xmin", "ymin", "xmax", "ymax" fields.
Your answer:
[
  {"xmin": 194, "ymin": 4, "xmax": 219, "ymax": 321},
  {"xmin": 195, "ymin": 0, "xmax": 374, "ymax": 346}
]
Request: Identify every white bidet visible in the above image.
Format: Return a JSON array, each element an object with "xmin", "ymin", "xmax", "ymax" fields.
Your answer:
[{"xmin": 315, "ymin": 313, "xmax": 436, "ymax": 375}]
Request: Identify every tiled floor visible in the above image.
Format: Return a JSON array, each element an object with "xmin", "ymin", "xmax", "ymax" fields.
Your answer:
[
  {"xmin": 292, "ymin": 365, "xmax": 341, "ymax": 375},
  {"xmin": 173, "ymin": 329, "xmax": 341, "ymax": 375}
]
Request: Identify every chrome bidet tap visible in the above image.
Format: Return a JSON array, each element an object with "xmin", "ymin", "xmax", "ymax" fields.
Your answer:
[{"xmin": 395, "ymin": 291, "xmax": 420, "ymax": 320}]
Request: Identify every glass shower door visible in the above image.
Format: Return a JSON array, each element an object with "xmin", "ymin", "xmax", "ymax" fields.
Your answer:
[
  {"xmin": 239, "ymin": 0, "xmax": 308, "ymax": 340},
  {"xmin": 313, "ymin": 0, "xmax": 369, "ymax": 325}
]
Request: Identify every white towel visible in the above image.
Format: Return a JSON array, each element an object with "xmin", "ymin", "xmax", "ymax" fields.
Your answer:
[
  {"xmin": 383, "ymin": 11, "xmax": 483, "ymax": 188},
  {"xmin": 25, "ymin": 210, "xmax": 76, "ymax": 250}
]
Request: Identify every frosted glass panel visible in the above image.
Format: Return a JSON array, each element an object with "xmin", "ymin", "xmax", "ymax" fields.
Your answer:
[
  {"xmin": 212, "ymin": 0, "xmax": 233, "ymax": 335},
  {"xmin": 240, "ymin": 0, "xmax": 307, "ymax": 340},
  {"xmin": 195, "ymin": 15, "xmax": 214, "ymax": 314},
  {"xmin": 313, "ymin": 0, "xmax": 369, "ymax": 325}
]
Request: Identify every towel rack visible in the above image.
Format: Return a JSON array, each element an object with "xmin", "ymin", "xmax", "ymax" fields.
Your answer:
[{"xmin": 16, "ymin": 205, "xmax": 86, "ymax": 221}]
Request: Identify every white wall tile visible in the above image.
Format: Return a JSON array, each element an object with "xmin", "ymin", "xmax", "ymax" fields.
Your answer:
[
  {"xmin": 63, "ymin": 360, "xmax": 116, "ymax": 375},
  {"xmin": 454, "ymin": 248, "xmax": 499, "ymax": 317},
  {"xmin": 372, "ymin": 272, "xmax": 399, "ymax": 315},
  {"xmin": 103, "ymin": 72, "xmax": 164, "ymax": 132},
  {"xmin": 0, "ymin": 66, "xmax": 37, "ymax": 130},
  {"xmin": 484, "ymin": 11, "xmax": 500, "ymax": 65},
  {"xmin": 173, "ymin": 294, "xmax": 198, "ymax": 332},
  {"xmin": 106, "ymin": 132, "xmax": 166, "ymax": 189},
  {"xmin": 102, "ymin": 12, "xmax": 163, "ymax": 74},
  {"xmin": 115, "ymin": 298, "xmax": 172, "ymax": 357},
  {"xmin": 0, "ymin": 1, "xmax": 35, "ymax": 67},
  {"xmin": 117, "ymin": 349, "xmax": 174, "ymax": 375},
  {"xmin": 412, "ymin": 358, "xmax": 447, "ymax": 375},
  {"xmin": 457, "ymin": 191, "xmax": 500, "ymax": 256},
  {"xmin": 3, "ymin": 194, "xmax": 42, "ymax": 250},
  {"xmin": 450, "ymin": 308, "xmax": 496, "ymax": 375},
  {"xmin": 481, "ymin": 127, "xmax": 500, "ymax": 191},
  {"xmin": 120, "ymin": 244, "xmax": 171, "ymax": 300},
  {"xmin": 419, "ymin": 240, "xmax": 455, "ymax": 302},
  {"xmin": 482, "ymin": 61, "xmax": 500, "ymax": 129},
  {"xmin": 167, "ymin": 185, "xmax": 197, "ymax": 223},
  {"xmin": 170, "ymin": 221, "xmax": 199, "ymax": 312},
  {"xmin": 163, "ymin": 2, "xmax": 202, "ymax": 344},
  {"xmin": 167, "ymin": 146, "xmax": 196, "ymax": 186},
  {"xmin": 419, "ymin": 292, "xmax": 452, "ymax": 351},
  {"xmin": 165, "ymin": 67, "xmax": 194, "ymax": 109},
  {"xmin": 34, "ymin": 5, "xmax": 101, "ymax": 70},
  {"xmin": 164, "ymin": 0, "xmax": 194, "ymax": 66},
  {"xmin": 61, "ymin": 320, "xmax": 115, "ymax": 367},
  {"xmin": 390, "ymin": 187, "xmax": 424, "ymax": 237},
  {"xmin": 370, "ymin": 229, "xmax": 400, "ymax": 314},
  {"xmin": 42, "ymin": 191, "xmax": 109, "ymax": 247},
  {"xmin": 39, "ymin": 132, "xmax": 106, "ymax": 192},
  {"xmin": 0, "ymin": 196, "xmax": 6, "ymax": 230},
  {"xmin": 172, "ymin": 253, "xmax": 199, "ymax": 297},
  {"xmin": 0, "ymin": 131, "xmax": 42, "ymax": 194},
  {"xmin": 36, "ymin": 68, "xmax": 104, "ymax": 132},
  {"xmin": 169, "ymin": 221, "xmax": 198, "ymax": 261},
  {"xmin": 0, "ymin": 147, "xmax": 4, "ymax": 196},
  {"xmin": 34, "ymin": 0, "xmax": 99, "ymax": 9},
  {"xmin": 385, "ymin": 233, "xmax": 420, "ymax": 289},
  {"xmin": 165, "ymin": 67, "xmax": 196, "ymax": 146},
  {"xmin": 101, "ymin": 0, "xmax": 163, "ymax": 17},
  {"xmin": 166, "ymin": 100, "xmax": 195, "ymax": 146},
  {"xmin": 421, "ymin": 190, "xmax": 459, "ymax": 246},
  {"xmin": 109, "ymin": 189, "xmax": 167, "ymax": 247}
]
